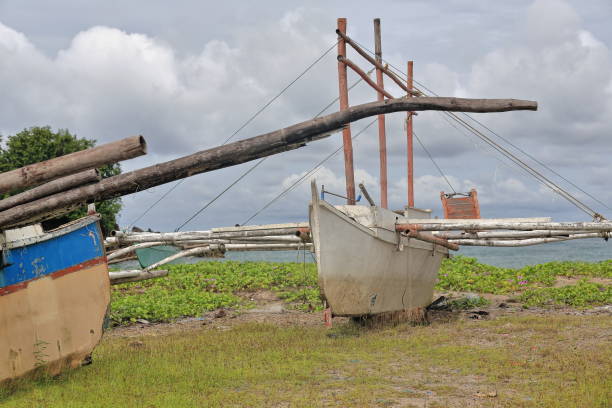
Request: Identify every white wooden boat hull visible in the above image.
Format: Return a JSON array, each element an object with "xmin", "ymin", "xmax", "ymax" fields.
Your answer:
[{"xmin": 309, "ymin": 184, "xmax": 448, "ymax": 316}]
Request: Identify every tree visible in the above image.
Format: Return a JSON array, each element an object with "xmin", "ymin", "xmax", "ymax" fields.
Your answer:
[{"xmin": 0, "ymin": 126, "xmax": 122, "ymax": 235}]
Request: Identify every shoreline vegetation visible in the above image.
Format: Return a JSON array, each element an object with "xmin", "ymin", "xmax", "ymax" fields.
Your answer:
[
  {"xmin": 109, "ymin": 256, "xmax": 612, "ymax": 324},
  {"xmin": 2, "ymin": 257, "xmax": 610, "ymax": 407}
]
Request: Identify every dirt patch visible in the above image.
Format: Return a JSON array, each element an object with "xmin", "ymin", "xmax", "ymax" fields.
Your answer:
[{"xmin": 554, "ymin": 276, "xmax": 612, "ymax": 287}]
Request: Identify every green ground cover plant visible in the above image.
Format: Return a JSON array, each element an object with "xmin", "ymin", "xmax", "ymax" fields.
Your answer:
[
  {"xmin": 436, "ymin": 255, "xmax": 612, "ymax": 294},
  {"xmin": 518, "ymin": 279, "xmax": 612, "ymax": 307},
  {"xmin": 110, "ymin": 261, "xmax": 319, "ymax": 323},
  {"xmin": 109, "ymin": 257, "xmax": 611, "ymax": 323}
]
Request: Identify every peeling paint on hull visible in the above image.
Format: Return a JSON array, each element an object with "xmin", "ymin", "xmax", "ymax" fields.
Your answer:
[
  {"xmin": 309, "ymin": 184, "xmax": 447, "ymax": 317},
  {"xmin": 0, "ymin": 216, "xmax": 109, "ymax": 382}
]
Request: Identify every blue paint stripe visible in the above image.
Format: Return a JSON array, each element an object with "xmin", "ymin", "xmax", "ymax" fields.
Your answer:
[{"xmin": 0, "ymin": 221, "xmax": 104, "ymax": 288}]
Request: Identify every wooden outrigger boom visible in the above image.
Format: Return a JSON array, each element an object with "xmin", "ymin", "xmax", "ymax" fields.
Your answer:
[{"xmin": 0, "ymin": 97, "xmax": 536, "ymax": 229}]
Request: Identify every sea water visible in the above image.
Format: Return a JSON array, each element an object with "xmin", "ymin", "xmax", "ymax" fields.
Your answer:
[{"xmin": 114, "ymin": 238, "xmax": 611, "ymax": 270}]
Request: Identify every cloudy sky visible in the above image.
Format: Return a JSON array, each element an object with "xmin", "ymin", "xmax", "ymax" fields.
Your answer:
[{"xmin": 1, "ymin": 0, "xmax": 611, "ymax": 231}]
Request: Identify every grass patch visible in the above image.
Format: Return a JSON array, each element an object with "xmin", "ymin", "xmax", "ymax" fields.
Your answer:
[{"xmin": 1, "ymin": 314, "xmax": 610, "ymax": 407}]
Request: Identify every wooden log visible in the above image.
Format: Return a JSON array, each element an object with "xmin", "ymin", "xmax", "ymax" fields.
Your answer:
[
  {"xmin": 401, "ymin": 221, "xmax": 612, "ymax": 232},
  {"xmin": 0, "ymin": 169, "xmax": 101, "ymax": 212},
  {"xmin": 109, "ymin": 269, "xmax": 168, "ymax": 285},
  {"xmin": 338, "ymin": 56, "xmax": 394, "ymax": 99},
  {"xmin": 400, "ymin": 230, "xmax": 459, "ymax": 251},
  {"xmin": 358, "ymin": 183, "xmax": 376, "ymax": 206},
  {"xmin": 0, "ymin": 97, "xmax": 537, "ymax": 228},
  {"xmin": 336, "ymin": 29, "xmax": 420, "ymax": 96},
  {"xmin": 373, "ymin": 18, "xmax": 388, "ymax": 209},
  {"xmin": 450, "ymin": 232, "xmax": 608, "ymax": 247},
  {"xmin": 143, "ymin": 245, "xmax": 223, "ymax": 272},
  {"xmin": 0, "ymin": 135, "xmax": 146, "ymax": 194}
]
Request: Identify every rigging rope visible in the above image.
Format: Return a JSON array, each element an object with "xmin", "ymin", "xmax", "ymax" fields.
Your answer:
[
  {"xmin": 127, "ymin": 40, "xmax": 338, "ymax": 230},
  {"xmin": 347, "ymin": 37, "xmax": 605, "ymax": 219},
  {"xmin": 241, "ymin": 118, "xmax": 378, "ymax": 226},
  {"xmin": 413, "ymin": 131, "xmax": 456, "ymax": 194},
  {"xmin": 172, "ymin": 59, "xmax": 375, "ymax": 231},
  {"xmin": 418, "ymin": 82, "xmax": 612, "ymax": 212}
]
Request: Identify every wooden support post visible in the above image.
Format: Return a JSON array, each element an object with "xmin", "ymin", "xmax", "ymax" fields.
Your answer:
[
  {"xmin": 374, "ymin": 18, "xmax": 388, "ymax": 209},
  {"xmin": 407, "ymin": 61, "xmax": 415, "ymax": 208},
  {"xmin": 337, "ymin": 18, "xmax": 356, "ymax": 205}
]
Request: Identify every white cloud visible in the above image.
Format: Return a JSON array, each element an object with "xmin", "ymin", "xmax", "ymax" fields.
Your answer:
[{"xmin": 1, "ymin": 1, "xmax": 611, "ymax": 230}]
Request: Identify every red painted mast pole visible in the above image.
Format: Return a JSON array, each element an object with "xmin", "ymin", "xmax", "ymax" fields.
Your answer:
[
  {"xmin": 374, "ymin": 18, "xmax": 388, "ymax": 208},
  {"xmin": 407, "ymin": 60, "xmax": 415, "ymax": 208},
  {"xmin": 337, "ymin": 18, "xmax": 356, "ymax": 205}
]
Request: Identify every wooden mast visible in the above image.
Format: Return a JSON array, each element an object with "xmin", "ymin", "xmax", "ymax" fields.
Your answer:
[
  {"xmin": 337, "ymin": 18, "xmax": 356, "ymax": 204},
  {"xmin": 407, "ymin": 61, "xmax": 415, "ymax": 208},
  {"xmin": 374, "ymin": 18, "xmax": 388, "ymax": 208}
]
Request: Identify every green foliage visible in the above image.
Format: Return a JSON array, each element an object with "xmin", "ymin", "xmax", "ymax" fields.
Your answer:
[
  {"xmin": 518, "ymin": 280, "xmax": 612, "ymax": 308},
  {"xmin": 436, "ymin": 255, "xmax": 612, "ymax": 294},
  {"xmin": 447, "ymin": 295, "xmax": 490, "ymax": 310},
  {"xmin": 110, "ymin": 261, "xmax": 320, "ymax": 323},
  {"xmin": 0, "ymin": 126, "xmax": 121, "ymax": 234},
  {"xmin": 110, "ymin": 256, "xmax": 611, "ymax": 323},
  {"xmin": 277, "ymin": 288, "xmax": 324, "ymax": 311}
]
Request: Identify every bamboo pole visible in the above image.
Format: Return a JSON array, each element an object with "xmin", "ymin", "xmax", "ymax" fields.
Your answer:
[
  {"xmin": 438, "ymin": 229, "xmax": 592, "ymax": 240},
  {"xmin": 0, "ymin": 169, "xmax": 101, "ymax": 212},
  {"xmin": 0, "ymin": 135, "xmax": 146, "ymax": 194},
  {"xmin": 337, "ymin": 18, "xmax": 356, "ymax": 205},
  {"xmin": 109, "ymin": 269, "xmax": 168, "ymax": 285},
  {"xmin": 108, "ymin": 255, "xmax": 137, "ymax": 265},
  {"xmin": 400, "ymin": 221, "xmax": 612, "ymax": 232},
  {"xmin": 111, "ymin": 227, "xmax": 309, "ymax": 245},
  {"xmin": 450, "ymin": 233, "xmax": 608, "ymax": 247},
  {"xmin": 143, "ymin": 245, "xmax": 223, "ymax": 272},
  {"xmin": 373, "ymin": 18, "xmax": 388, "ymax": 209},
  {"xmin": 224, "ymin": 243, "xmax": 312, "ymax": 251},
  {"xmin": 107, "ymin": 241, "xmax": 164, "ymax": 261},
  {"xmin": 0, "ymin": 97, "xmax": 537, "ymax": 229},
  {"xmin": 407, "ymin": 217, "xmax": 551, "ymax": 224}
]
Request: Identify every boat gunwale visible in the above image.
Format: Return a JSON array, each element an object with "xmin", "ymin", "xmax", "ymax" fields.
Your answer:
[
  {"xmin": 316, "ymin": 199, "xmax": 448, "ymax": 254},
  {"xmin": 1, "ymin": 215, "xmax": 101, "ymax": 249}
]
